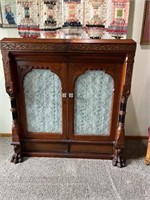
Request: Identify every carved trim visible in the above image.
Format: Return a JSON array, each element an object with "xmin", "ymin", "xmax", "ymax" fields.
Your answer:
[
  {"xmin": 17, "ymin": 65, "xmax": 52, "ymax": 84},
  {"xmin": 1, "ymin": 42, "xmax": 136, "ymax": 52},
  {"xmin": 69, "ymin": 44, "xmax": 136, "ymax": 52},
  {"xmin": 1, "ymin": 42, "xmax": 68, "ymax": 51}
]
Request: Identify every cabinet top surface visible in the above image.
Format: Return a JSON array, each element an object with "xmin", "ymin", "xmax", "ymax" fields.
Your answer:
[{"xmin": 1, "ymin": 38, "xmax": 136, "ymax": 44}]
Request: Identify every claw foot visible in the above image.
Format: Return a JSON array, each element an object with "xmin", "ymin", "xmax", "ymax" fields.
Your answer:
[
  {"xmin": 11, "ymin": 144, "xmax": 23, "ymax": 164},
  {"xmin": 112, "ymin": 148, "xmax": 125, "ymax": 168}
]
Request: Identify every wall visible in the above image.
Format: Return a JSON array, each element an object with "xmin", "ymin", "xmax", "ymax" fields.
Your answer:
[
  {"xmin": 125, "ymin": 0, "xmax": 150, "ymax": 136},
  {"xmin": 0, "ymin": 0, "xmax": 150, "ymax": 136},
  {"xmin": 0, "ymin": 29, "xmax": 18, "ymax": 133}
]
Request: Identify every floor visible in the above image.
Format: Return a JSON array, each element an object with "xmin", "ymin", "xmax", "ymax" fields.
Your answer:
[
  {"xmin": 0, "ymin": 137, "xmax": 13, "ymax": 161},
  {"xmin": 0, "ymin": 137, "xmax": 149, "ymax": 200}
]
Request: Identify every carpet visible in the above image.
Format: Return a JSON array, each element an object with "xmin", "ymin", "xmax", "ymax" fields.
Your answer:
[{"xmin": 0, "ymin": 156, "xmax": 150, "ymax": 200}]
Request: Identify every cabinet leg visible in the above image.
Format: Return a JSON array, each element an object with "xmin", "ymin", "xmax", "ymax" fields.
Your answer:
[
  {"xmin": 11, "ymin": 144, "xmax": 23, "ymax": 164},
  {"xmin": 112, "ymin": 148, "xmax": 125, "ymax": 168}
]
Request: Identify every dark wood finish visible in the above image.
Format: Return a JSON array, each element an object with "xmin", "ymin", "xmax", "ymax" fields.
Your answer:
[{"xmin": 0, "ymin": 38, "xmax": 136, "ymax": 167}]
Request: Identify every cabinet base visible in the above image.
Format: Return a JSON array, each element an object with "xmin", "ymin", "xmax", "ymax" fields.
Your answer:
[{"xmin": 11, "ymin": 140, "xmax": 125, "ymax": 167}]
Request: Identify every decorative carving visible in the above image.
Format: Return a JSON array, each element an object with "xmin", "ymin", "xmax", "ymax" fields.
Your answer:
[
  {"xmin": 9, "ymin": 95, "xmax": 22, "ymax": 163},
  {"xmin": 1, "ymin": 42, "xmax": 68, "ymax": 52},
  {"xmin": 112, "ymin": 148, "xmax": 125, "ymax": 168},
  {"xmin": 123, "ymin": 52, "xmax": 136, "ymax": 97},
  {"xmin": 11, "ymin": 144, "xmax": 23, "ymax": 164},
  {"xmin": 17, "ymin": 65, "xmax": 32, "ymax": 84},
  {"xmin": 17, "ymin": 65, "xmax": 57, "ymax": 84},
  {"xmin": 69, "ymin": 44, "xmax": 136, "ymax": 52},
  {"xmin": 118, "ymin": 96, "xmax": 127, "ymax": 132},
  {"xmin": 1, "ymin": 52, "xmax": 14, "ymax": 96},
  {"xmin": 1, "ymin": 42, "xmax": 136, "ymax": 53}
]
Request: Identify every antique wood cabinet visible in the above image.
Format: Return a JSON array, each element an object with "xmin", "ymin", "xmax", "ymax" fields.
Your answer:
[{"xmin": 0, "ymin": 38, "xmax": 136, "ymax": 167}]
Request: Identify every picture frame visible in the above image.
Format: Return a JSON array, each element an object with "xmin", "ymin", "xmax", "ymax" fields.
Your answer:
[
  {"xmin": 0, "ymin": 0, "xmax": 17, "ymax": 28},
  {"xmin": 141, "ymin": 0, "xmax": 150, "ymax": 45}
]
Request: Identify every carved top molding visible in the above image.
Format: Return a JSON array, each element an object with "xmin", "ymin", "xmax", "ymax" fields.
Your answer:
[
  {"xmin": 69, "ymin": 44, "xmax": 136, "ymax": 52},
  {"xmin": 0, "ymin": 39, "xmax": 136, "ymax": 53},
  {"xmin": 0, "ymin": 43, "xmax": 68, "ymax": 52}
]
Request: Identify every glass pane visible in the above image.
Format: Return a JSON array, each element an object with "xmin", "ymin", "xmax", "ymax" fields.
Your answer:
[
  {"xmin": 74, "ymin": 70, "xmax": 114, "ymax": 136},
  {"xmin": 24, "ymin": 69, "xmax": 62, "ymax": 133}
]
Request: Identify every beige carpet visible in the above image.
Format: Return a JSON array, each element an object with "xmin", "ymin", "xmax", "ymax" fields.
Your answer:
[{"xmin": 0, "ymin": 155, "xmax": 150, "ymax": 200}]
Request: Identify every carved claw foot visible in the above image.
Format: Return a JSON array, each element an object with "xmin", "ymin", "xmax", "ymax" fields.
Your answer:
[
  {"xmin": 11, "ymin": 144, "xmax": 23, "ymax": 164},
  {"xmin": 112, "ymin": 149, "xmax": 125, "ymax": 168}
]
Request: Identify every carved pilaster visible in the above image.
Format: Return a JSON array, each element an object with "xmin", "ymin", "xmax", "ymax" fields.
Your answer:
[
  {"xmin": 1, "ymin": 52, "xmax": 14, "ymax": 96},
  {"xmin": 113, "ymin": 96, "xmax": 127, "ymax": 167},
  {"xmin": 123, "ymin": 52, "xmax": 136, "ymax": 97},
  {"xmin": 113, "ymin": 51, "xmax": 135, "ymax": 168},
  {"xmin": 10, "ymin": 96, "xmax": 23, "ymax": 163},
  {"xmin": 1, "ymin": 51, "xmax": 23, "ymax": 163}
]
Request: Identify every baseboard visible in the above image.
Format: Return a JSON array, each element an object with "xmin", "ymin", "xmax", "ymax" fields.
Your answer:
[
  {"xmin": 0, "ymin": 133, "xmax": 148, "ymax": 140},
  {"xmin": 0, "ymin": 133, "xmax": 12, "ymax": 137}
]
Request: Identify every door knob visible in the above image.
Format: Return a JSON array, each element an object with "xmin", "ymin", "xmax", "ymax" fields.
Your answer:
[
  {"xmin": 68, "ymin": 93, "xmax": 74, "ymax": 98},
  {"xmin": 62, "ymin": 93, "xmax": 67, "ymax": 98}
]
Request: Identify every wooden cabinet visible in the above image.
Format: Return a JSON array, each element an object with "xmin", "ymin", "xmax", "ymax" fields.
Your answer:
[{"xmin": 0, "ymin": 38, "xmax": 136, "ymax": 167}]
